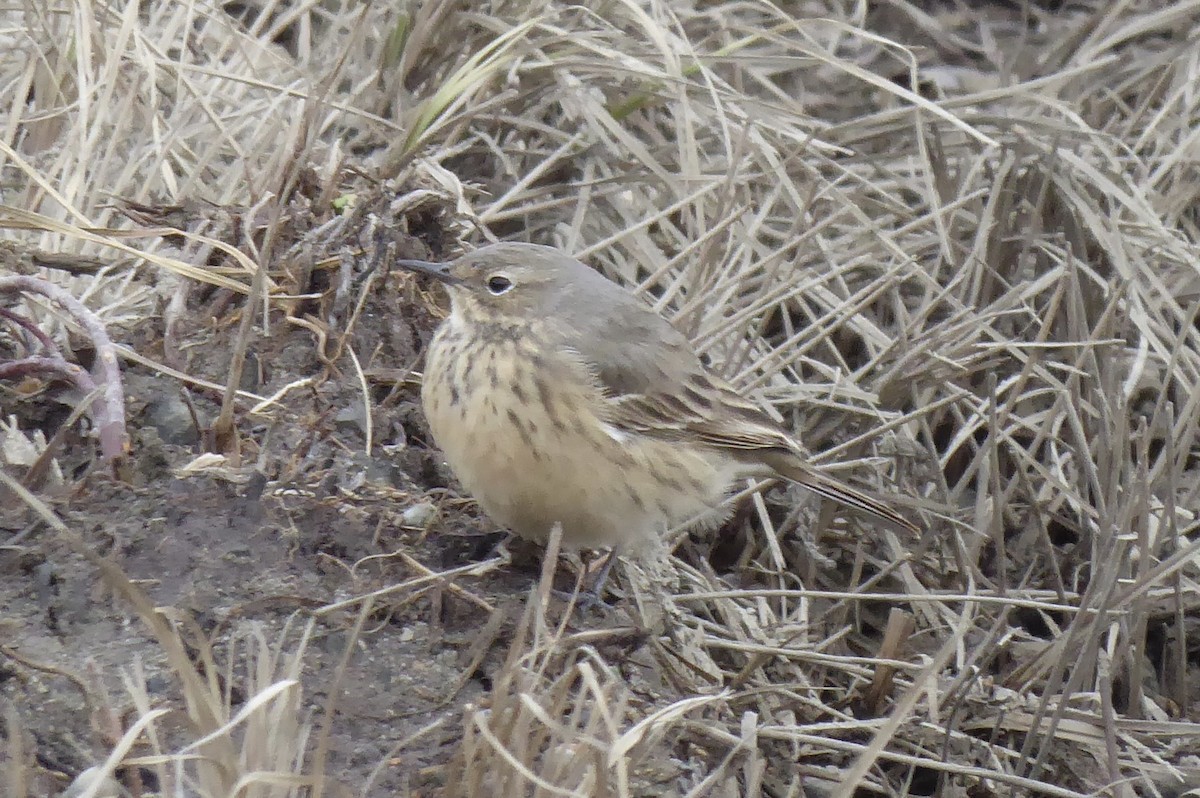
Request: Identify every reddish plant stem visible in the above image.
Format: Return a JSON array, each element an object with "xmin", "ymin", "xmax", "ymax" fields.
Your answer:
[
  {"xmin": 0, "ymin": 275, "xmax": 128, "ymax": 468},
  {"xmin": 0, "ymin": 306, "xmax": 62, "ymax": 355}
]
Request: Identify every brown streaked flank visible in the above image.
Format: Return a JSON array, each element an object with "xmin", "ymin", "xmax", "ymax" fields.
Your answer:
[{"xmin": 398, "ymin": 242, "xmax": 919, "ymax": 583}]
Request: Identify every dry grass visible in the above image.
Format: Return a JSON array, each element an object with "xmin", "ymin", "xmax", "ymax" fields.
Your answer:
[{"xmin": 4, "ymin": 0, "xmax": 1200, "ymax": 795}]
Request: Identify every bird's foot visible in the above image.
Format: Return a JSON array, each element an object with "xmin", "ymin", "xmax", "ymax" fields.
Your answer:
[
  {"xmin": 552, "ymin": 586, "xmax": 614, "ymax": 613},
  {"xmin": 552, "ymin": 547, "xmax": 621, "ymax": 613}
]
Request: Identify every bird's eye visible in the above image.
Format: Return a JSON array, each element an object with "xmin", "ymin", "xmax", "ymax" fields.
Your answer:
[{"xmin": 486, "ymin": 274, "xmax": 513, "ymax": 295}]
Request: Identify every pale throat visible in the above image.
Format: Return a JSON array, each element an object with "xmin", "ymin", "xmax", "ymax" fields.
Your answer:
[{"xmin": 447, "ymin": 293, "xmax": 537, "ymax": 344}]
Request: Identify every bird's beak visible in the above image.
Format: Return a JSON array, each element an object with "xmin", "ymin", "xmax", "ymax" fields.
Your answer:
[{"xmin": 394, "ymin": 258, "xmax": 462, "ymax": 285}]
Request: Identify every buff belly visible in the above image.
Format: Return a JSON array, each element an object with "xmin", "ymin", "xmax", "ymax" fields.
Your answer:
[{"xmin": 421, "ymin": 330, "xmax": 735, "ymax": 551}]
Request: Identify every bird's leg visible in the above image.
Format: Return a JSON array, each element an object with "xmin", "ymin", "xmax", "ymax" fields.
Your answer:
[
  {"xmin": 553, "ymin": 546, "xmax": 620, "ymax": 612},
  {"xmin": 587, "ymin": 546, "xmax": 621, "ymax": 598},
  {"xmin": 576, "ymin": 547, "xmax": 622, "ymax": 612}
]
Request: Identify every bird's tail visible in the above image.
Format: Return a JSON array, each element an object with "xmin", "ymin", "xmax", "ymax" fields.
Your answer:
[{"xmin": 768, "ymin": 455, "xmax": 920, "ymax": 534}]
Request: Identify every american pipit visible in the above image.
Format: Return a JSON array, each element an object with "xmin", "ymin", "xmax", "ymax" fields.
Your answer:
[{"xmin": 399, "ymin": 243, "xmax": 918, "ymax": 583}]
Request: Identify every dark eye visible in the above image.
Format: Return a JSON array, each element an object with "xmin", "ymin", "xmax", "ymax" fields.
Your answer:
[{"xmin": 486, "ymin": 274, "xmax": 513, "ymax": 295}]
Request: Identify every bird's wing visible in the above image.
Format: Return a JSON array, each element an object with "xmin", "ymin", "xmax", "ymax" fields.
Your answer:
[
  {"xmin": 564, "ymin": 309, "xmax": 921, "ymax": 533},
  {"xmin": 604, "ymin": 370, "xmax": 797, "ymax": 454},
  {"xmin": 602, "ymin": 373, "xmax": 920, "ymax": 533},
  {"xmin": 548, "ymin": 287, "xmax": 797, "ymax": 452}
]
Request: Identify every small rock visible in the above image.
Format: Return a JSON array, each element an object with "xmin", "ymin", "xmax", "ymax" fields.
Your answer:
[
  {"xmin": 143, "ymin": 392, "xmax": 199, "ymax": 445},
  {"xmin": 335, "ymin": 404, "xmax": 369, "ymax": 437},
  {"xmin": 402, "ymin": 502, "xmax": 437, "ymax": 528}
]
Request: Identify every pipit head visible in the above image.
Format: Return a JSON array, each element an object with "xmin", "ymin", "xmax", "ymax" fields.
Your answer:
[
  {"xmin": 398, "ymin": 242, "xmax": 917, "ymax": 572},
  {"xmin": 398, "ymin": 243, "xmax": 655, "ymax": 346}
]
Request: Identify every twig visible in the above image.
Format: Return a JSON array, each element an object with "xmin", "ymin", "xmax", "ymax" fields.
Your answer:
[
  {"xmin": 860, "ymin": 608, "xmax": 915, "ymax": 716},
  {"xmin": 0, "ymin": 355, "xmax": 95, "ymax": 392},
  {"xmin": 0, "ymin": 276, "xmax": 128, "ymax": 470},
  {"xmin": 0, "ymin": 306, "xmax": 61, "ymax": 354}
]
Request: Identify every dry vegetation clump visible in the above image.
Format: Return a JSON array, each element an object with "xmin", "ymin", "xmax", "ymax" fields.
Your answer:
[{"xmin": 3, "ymin": 0, "xmax": 1200, "ymax": 796}]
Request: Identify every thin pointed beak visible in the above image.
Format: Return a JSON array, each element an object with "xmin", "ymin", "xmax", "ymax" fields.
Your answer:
[{"xmin": 395, "ymin": 258, "xmax": 462, "ymax": 285}]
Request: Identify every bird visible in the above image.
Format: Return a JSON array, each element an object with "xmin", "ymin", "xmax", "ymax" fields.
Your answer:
[{"xmin": 397, "ymin": 242, "xmax": 918, "ymax": 591}]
